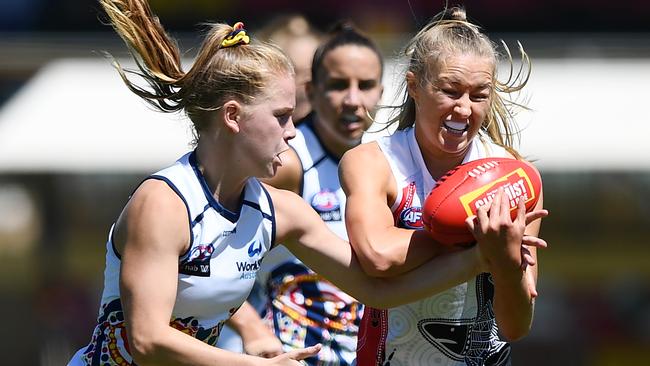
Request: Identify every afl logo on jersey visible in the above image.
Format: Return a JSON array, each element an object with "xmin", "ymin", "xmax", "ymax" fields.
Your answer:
[
  {"xmin": 400, "ymin": 207, "xmax": 423, "ymax": 229},
  {"xmin": 180, "ymin": 244, "xmax": 214, "ymax": 277},
  {"xmin": 310, "ymin": 189, "xmax": 341, "ymax": 222}
]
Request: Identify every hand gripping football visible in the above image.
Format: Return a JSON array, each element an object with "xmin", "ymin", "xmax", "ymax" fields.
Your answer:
[{"xmin": 422, "ymin": 157, "xmax": 542, "ymax": 246}]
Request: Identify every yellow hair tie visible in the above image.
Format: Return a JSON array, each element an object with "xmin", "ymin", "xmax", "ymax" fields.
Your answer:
[{"xmin": 221, "ymin": 22, "xmax": 250, "ymax": 48}]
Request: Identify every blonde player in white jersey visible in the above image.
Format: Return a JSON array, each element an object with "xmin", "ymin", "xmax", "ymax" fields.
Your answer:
[
  {"xmin": 68, "ymin": 2, "xmax": 547, "ymax": 366},
  {"xmin": 217, "ymin": 23, "xmax": 384, "ymax": 364},
  {"xmin": 340, "ymin": 7, "xmax": 546, "ymax": 366}
]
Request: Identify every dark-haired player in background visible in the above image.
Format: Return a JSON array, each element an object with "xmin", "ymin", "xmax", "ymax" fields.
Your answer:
[{"xmin": 257, "ymin": 22, "xmax": 384, "ymax": 365}]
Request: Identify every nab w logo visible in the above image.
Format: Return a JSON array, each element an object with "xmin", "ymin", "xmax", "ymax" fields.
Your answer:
[
  {"xmin": 247, "ymin": 240, "xmax": 263, "ymax": 258},
  {"xmin": 179, "ymin": 243, "xmax": 214, "ymax": 277}
]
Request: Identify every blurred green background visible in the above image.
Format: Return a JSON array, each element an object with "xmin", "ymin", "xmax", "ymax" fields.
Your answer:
[{"xmin": 1, "ymin": 1, "xmax": 649, "ymax": 365}]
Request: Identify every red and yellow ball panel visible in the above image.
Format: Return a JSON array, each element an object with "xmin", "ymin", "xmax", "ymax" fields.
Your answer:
[{"xmin": 422, "ymin": 158, "xmax": 542, "ymax": 246}]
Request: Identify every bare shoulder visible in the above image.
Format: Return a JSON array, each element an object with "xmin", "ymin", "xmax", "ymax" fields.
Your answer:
[
  {"xmin": 340, "ymin": 140, "xmax": 384, "ymax": 168},
  {"xmin": 340, "ymin": 141, "xmax": 393, "ymax": 195},
  {"xmin": 129, "ymin": 179, "xmax": 187, "ymax": 213},
  {"xmin": 263, "ymin": 183, "xmax": 296, "ymax": 203},
  {"xmin": 114, "ymin": 179, "xmax": 190, "ymax": 255}
]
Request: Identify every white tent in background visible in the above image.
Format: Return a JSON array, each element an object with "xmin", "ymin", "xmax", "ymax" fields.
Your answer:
[
  {"xmin": 509, "ymin": 58, "xmax": 650, "ymax": 171},
  {"xmin": 1, "ymin": 57, "xmax": 649, "ymax": 173},
  {"xmin": 0, "ymin": 59, "xmax": 194, "ymax": 173},
  {"xmin": 369, "ymin": 57, "xmax": 650, "ymax": 172}
]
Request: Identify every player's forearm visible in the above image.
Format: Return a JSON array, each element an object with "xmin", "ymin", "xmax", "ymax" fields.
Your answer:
[
  {"xmin": 226, "ymin": 301, "xmax": 272, "ymax": 342},
  {"xmin": 350, "ymin": 229, "xmax": 446, "ymax": 278},
  {"xmin": 491, "ymin": 268, "xmax": 535, "ymax": 342},
  {"xmin": 361, "ymin": 245, "xmax": 483, "ymax": 308},
  {"xmin": 128, "ymin": 323, "xmax": 262, "ymax": 366}
]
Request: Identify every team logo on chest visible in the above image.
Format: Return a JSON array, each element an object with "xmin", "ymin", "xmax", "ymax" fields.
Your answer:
[
  {"xmin": 248, "ymin": 240, "xmax": 263, "ymax": 257},
  {"xmin": 399, "ymin": 206, "xmax": 423, "ymax": 229},
  {"xmin": 310, "ymin": 189, "xmax": 342, "ymax": 222},
  {"xmin": 394, "ymin": 181, "xmax": 423, "ymax": 229},
  {"xmin": 179, "ymin": 244, "xmax": 214, "ymax": 277},
  {"xmin": 237, "ymin": 240, "xmax": 264, "ymax": 280}
]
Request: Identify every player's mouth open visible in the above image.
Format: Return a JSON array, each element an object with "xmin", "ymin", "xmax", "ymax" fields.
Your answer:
[{"xmin": 443, "ymin": 121, "xmax": 469, "ymax": 134}]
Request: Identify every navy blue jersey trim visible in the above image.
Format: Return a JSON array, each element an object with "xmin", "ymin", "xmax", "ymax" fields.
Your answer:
[
  {"xmin": 260, "ymin": 182, "xmax": 277, "ymax": 249},
  {"xmin": 310, "ymin": 154, "xmax": 328, "ymax": 170},
  {"xmin": 189, "ymin": 151, "xmax": 241, "ymax": 223},
  {"xmin": 242, "ymin": 200, "xmax": 273, "ymax": 221},
  {"xmin": 298, "ymin": 119, "xmax": 325, "ymax": 173},
  {"xmin": 148, "ymin": 175, "xmax": 194, "ymax": 258},
  {"xmin": 190, "ymin": 204, "xmax": 211, "ymax": 227}
]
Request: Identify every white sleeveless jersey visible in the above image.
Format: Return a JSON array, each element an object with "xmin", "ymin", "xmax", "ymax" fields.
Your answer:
[
  {"xmin": 357, "ymin": 128, "xmax": 512, "ymax": 366},
  {"xmin": 72, "ymin": 151, "xmax": 274, "ymax": 366},
  {"xmin": 258, "ymin": 119, "xmax": 362, "ymax": 366}
]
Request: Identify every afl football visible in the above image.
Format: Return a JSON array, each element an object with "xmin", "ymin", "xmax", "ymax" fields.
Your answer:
[{"xmin": 422, "ymin": 157, "xmax": 542, "ymax": 246}]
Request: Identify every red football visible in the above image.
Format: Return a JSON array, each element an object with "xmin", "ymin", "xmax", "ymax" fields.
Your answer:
[{"xmin": 422, "ymin": 157, "xmax": 542, "ymax": 246}]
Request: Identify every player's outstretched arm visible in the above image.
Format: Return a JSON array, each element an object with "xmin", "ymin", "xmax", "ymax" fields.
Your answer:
[{"xmin": 271, "ymin": 185, "xmax": 524, "ymax": 309}]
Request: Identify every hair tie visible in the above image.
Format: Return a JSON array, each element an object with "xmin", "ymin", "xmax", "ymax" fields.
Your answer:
[{"xmin": 221, "ymin": 22, "xmax": 250, "ymax": 48}]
